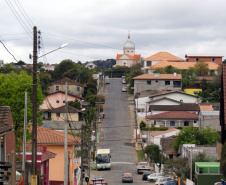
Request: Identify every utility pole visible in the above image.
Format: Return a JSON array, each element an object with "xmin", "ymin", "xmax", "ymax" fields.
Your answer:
[
  {"xmin": 190, "ymin": 147, "xmax": 193, "ymax": 180},
  {"xmin": 80, "ymin": 126, "xmax": 84, "ymax": 185},
  {"xmin": 22, "ymin": 90, "xmax": 27, "ymax": 173},
  {"xmin": 64, "ymin": 82, "xmax": 68, "ymax": 185},
  {"xmin": 32, "ymin": 26, "xmax": 38, "ymax": 176}
]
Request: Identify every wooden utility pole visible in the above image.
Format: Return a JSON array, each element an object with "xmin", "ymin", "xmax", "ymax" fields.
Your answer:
[
  {"xmin": 32, "ymin": 26, "xmax": 38, "ymax": 176},
  {"xmin": 80, "ymin": 126, "xmax": 84, "ymax": 185},
  {"xmin": 22, "ymin": 90, "xmax": 27, "ymax": 172},
  {"xmin": 64, "ymin": 82, "xmax": 68, "ymax": 185}
]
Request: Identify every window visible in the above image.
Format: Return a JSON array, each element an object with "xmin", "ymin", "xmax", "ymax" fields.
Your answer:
[
  {"xmin": 63, "ymin": 100, "xmax": 65, "ymax": 103},
  {"xmin": 195, "ymin": 58, "xmax": 199, "ymax": 61},
  {"xmin": 173, "ymin": 81, "xmax": 181, "ymax": 88},
  {"xmin": 56, "ymin": 100, "xmax": 60, "ymax": 103},
  {"xmin": 56, "ymin": 113, "xmax": 60, "ymax": 117},
  {"xmin": 170, "ymin": 121, "xmax": 175, "ymax": 126},
  {"xmin": 146, "ymin": 61, "xmax": 152, "ymax": 66},
  {"xmin": 147, "ymin": 80, "xmax": 151, "ymax": 85},
  {"xmin": 211, "ymin": 58, "xmax": 216, "ymax": 62},
  {"xmin": 56, "ymin": 85, "xmax": 59, "ymax": 91},
  {"xmin": 194, "ymin": 121, "xmax": 197, "ymax": 123},
  {"xmin": 165, "ymin": 81, "xmax": 170, "ymax": 85},
  {"xmin": 169, "ymin": 154, "xmax": 173, "ymax": 159},
  {"xmin": 77, "ymin": 87, "xmax": 80, "ymax": 91},
  {"xmin": 155, "ymin": 80, "xmax": 158, "ymax": 83},
  {"xmin": 184, "ymin": 121, "xmax": 189, "ymax": 126}
]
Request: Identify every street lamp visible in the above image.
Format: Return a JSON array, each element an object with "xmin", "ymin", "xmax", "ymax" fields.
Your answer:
[{"xmin": 38, "ymin": 43, "xmax": 68, "ymax": 58}]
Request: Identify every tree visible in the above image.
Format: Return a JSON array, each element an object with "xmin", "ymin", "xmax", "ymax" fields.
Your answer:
[
  {"xmin": 52, "ymin": 59, "xmax": 76, "ymax": 80},
  {"xmin": 39, "ymin": 72, "xmax": 52, "ymax": 95},
  {"xmin": 220, "ymin": 142, "xmax": 226, "ymax": 177},
  {"xmin": 194, "ymin": 60, "xmax": 209, "ymax": 76},
  {"xmin": 144, "ymin": 144, "xmax": 161, "ymax": 163},
  {"xmin": 0, "ymin": 71, "xmax": 44, "ymax": 150},
  {"xmin": 173, "ymin": 126, "xmax": 220, "ymax": 152},
  {"xmin": 68, "ymin": 100, "xmax": 81, "ymax": 110},
  {"xmin": 163, "ymin": 158, "xmax": 188, "ymax": 178}
]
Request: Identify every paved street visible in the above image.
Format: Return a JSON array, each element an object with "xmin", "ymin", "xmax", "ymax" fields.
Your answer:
[{"xmin": 90, "ymin": 78, "xmax": 154, "ymax": 185}]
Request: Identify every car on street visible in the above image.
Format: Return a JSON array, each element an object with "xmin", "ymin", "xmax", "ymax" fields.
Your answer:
[
  {"xmin": 155, "ymin": 177, "xmax": 172, "ymax": 185},
  {"xmin": 147, "ymin": 173, "xmax": 163, "ymax": 182},
  {"xmin": 122, "ymin": 173, "xmax": 133, "ymax": 183},
  {"xmin": 122, "ymin": 86, "xmax": 127, "ymax": 92},
  {"xmin": 137, "ymin": 161, "xmax": 151, "ymax": 174},
  {"xmin": 90, "ymin": 177, "xmax": 108, "ymax": 185},
  {"xmin": 142, "ymin": 171, "xmax": 151, "ymax": 180},
  {"xmin": 165, "ymin": 180, "xmax": 178, "ymax": 185}
]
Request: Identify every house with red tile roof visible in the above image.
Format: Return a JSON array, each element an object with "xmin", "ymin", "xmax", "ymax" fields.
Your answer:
[
  {"xmin": 48, "ymin": 77, "xmax": 84, "ymax": 96},
  {"xmin": 143, "ymin": 51, "xmax": 184, "ymax": 70},
  {"xmin": 115, "ymin": 34, "xmax": 141, "ymax": 67},
  {"xmin": 185, "ymin": 54, "xmax": 223, "ymax": 65},
  {"xmin": 145, "ymin": 111, "xmax": 199, "ymax": 128},
  {"xmin": 132, "ymin": 73, "xmax": 182, "ymax": 94},
  {"xmin": 32, "ymin": 125, "xmax": 81, "ymax": 185},
  {"xmin": 147, "ymin": 60, "xmax": 219, "ymax": 75},
  {"xmin": 40, "ymin": 91, "xmax": 83, "ymax": 120},
  {"xmin": 160, "ymin": 136, "xmax": 178, "ymax": 159}
]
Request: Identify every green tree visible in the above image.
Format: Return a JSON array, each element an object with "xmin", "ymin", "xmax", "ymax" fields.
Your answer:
[
  {"xmin": 173, "ymin": 127, "xmax": 220, "ymax": 152},
  {"xmin": 39, "ymin": 72, "xmax": 52, "ymax": 95},
  {"xmin": 0, "ymin": 72, "xmax": 44, "ymax": 150},
  {"xmin": 53, "ymin": 59, "xmax": 76, "ymax": 80},
  {"xmin": 144, "ymin": 144, "xmax": 161, "ymax": 163},
  {"xmin": 68, "ymin": 100, "xmax": 81, "ymax": 110},
  {"xmin": 163, "ymin": 158, "xmax": 188, "ymax": 178},
  {"xmin": 194, "ymin": 60, "xmax": 209, "ymax": 76}
]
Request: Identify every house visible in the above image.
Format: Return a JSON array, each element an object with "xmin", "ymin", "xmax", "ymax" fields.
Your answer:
[
  {"xmin": 42, "ymin": 65, "xmax": 55, "ymax": 71},
  {"xmin": 132, "ymin": 73, "xmax": 182, "ymax": 94},
  {"xmin": 146, "ymin": 111, "xmax": 199, "ymax": 128},
  {"xmin": 160, "ymin": 136, "xmax": 179, "ymax": 159},
  {"xmin": 183, "ymin": 85, "xmax": 202, "ymax": 96},
  {"xmin": 148, "ymin": 128, "xmax": 180, "ymax": 147},
  {"xmin": 18, "ymin": 144, "xmax": 56, "ymax": 185},
  {"xmin": 0, "ymin": 106, "xmax": 16, "ymax": 185},
  {"xmin": 199, "ymin": 111, "xmax": 220, "ymax": 132},
  {"xmin": 50, "ymin": 105, "xmax": 82, "ymax": 121},
  {"xmin": 34, "ymin": 126, "xmax": 81, "ymax": 185},
  {"xmin": 85, "ymin": 62, "xmax": 97, "ymax": 69},
  {"xmin": 48, "ymin": 77, "xmax": 84, "ymax": 96},
  {"xmin": 40, "ymin": 91, "xmax": 83, "ymax": 119},
  {"xmin": 196, "ymin": 76, "xmax": 215, "ymax": 82},
  {"xmin": 143, "ymin": 51, "xmax": 184, "ymax": 70},
  {"xmin": 147, "ymin": 60, "xmax": 219, "ymax": 75},
  {"xmin": 195, "ymin": 162, "xmax": 224, "ymax": 185},
  {"xmin": 185, "ymin": 54, "xmax": 223, "ymax": 65},
  {"xmin": 115, "ymin": 34, "xmax": 141, "ymax": 67}
]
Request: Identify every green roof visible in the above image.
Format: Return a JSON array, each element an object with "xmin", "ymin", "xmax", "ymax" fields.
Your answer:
[{"xmin": 195, "ymin": 162, "xmax": 220, "ymax": 167}]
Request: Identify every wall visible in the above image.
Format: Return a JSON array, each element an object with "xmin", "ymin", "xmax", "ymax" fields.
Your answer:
[
  {"xmin": 51, "ymin": 112, "xmax": 79, "ymax": 121},
  {"xmin": 134, "ymin": 79, "xmax": 181, "ymax": 94},
  {"xmin": 184, "ymin": 88, "xmax": 202, "ymax": 96},
  {"xmin": 199, "ymin": 112, "xmax": 221, "ymax": 132},
  {"xmin": 186, "ymin": 56, "xmax": 222, "ymax": 65},
  {"xmin": 48, "ymin": 84, "xmax": 84, "ymax": 96},
  {"xmin": 153, "ymin": 130, "xmax": 180, "ymax": 147}
]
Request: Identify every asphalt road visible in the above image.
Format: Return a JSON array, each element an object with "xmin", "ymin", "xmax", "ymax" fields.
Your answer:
[{"xmin": 91, "ymin": 78, "xmax": 154, "ymax": 185}]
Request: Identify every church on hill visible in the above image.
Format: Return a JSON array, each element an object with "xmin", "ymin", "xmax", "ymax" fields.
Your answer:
[{"xmin": 115, "ymin": 34, "xmax": 141, "ymax": 67}]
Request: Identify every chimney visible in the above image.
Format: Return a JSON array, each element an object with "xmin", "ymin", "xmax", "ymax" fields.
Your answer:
[
  {"xmin": 43, "ymin": 145, "xmax": 47, "ymax": 153},
  {"xmin": 174, "ymin": 72, "xmax": 177, "ymax": 76},
  {"xmin": 154, "ymin": 73, "xmax": 160, "ymax": 77}
]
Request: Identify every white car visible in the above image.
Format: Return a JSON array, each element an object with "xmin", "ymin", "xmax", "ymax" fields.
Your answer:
[
  {"xmin": 122, "ymin": 86, "xmax": 127, "ymax": 92},
  {"xmin": 147, "ymin": 173, "xmax": 163, "ymax": 182},
  {"xmin": 155, "ymin": 177, "xmax": 172, "ymax": 185}
]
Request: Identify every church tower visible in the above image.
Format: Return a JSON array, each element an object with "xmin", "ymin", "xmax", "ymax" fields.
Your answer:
[{"xmin": 123, "ymin": 34, "xmax": 135, "ymax": 56}]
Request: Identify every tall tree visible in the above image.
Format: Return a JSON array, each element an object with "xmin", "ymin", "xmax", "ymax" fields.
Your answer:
[
  {"xmin": 194, "ymin": 60, "xmax": 209, "ymax": 76},
  {"xmin": 144, "ymin": 144, "xmax": 161, "ymax": 163},
  {"xmin": 0, "ymin": 71, "xmax": 44, "ymax": 150}
]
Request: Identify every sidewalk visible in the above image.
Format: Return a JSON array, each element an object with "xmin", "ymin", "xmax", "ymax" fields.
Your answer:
[{"xmin": 128, "ymin": 95, "xmax": 142, "ymax": 151}]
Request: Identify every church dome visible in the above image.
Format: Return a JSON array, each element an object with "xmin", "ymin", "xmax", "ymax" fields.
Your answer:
[{"xmin": 123, "ymin": 34, "xmax": 135, "ymax": 50}]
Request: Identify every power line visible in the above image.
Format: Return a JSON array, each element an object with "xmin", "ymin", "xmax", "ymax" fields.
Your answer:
[{"xmin": 0, "ymin": 40, "xmax": 19, "ymax": 62}]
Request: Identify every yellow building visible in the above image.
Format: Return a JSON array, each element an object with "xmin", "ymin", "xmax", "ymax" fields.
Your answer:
[{"xmin": 183, "ymin": 85, "xmax": 202, "ymax": 96}]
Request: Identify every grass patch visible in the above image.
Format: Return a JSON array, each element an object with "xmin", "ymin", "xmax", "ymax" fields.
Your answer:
[{"xmin": 136, "ymin": 150, "xmax": 145, "ymax": 161}]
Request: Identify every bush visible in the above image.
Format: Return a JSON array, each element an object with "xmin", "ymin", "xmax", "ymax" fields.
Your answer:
[
  {"xmin": 141, "ymin": 127, "xmax": 168, "ymax": 131},
  {"xmin": 140, "ymin": 121, "xmax": 146, "ymax": 129}
]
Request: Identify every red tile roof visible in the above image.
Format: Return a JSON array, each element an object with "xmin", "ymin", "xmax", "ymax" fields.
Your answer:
[
  {"xmin": 50, "ymin": 105, "xmax": 82, "ymax": 113},
  {"xmin": 116, "ymin": 54, "xmax": 141, "ymax": 60},
  {"xmin": 144, "ymin": 51, "xmax": 183, "ymax": 61},
  {"xmin": 29, "ymin": 125, "xmax": 81, "ymax": 145},
  {"xmin": 132, "ymin": 73, "xmax": 181, "ymax": 80},
  {"xmin": 146, "ymin": 111, "xmax": 199, "ymax": 120},
  {"xmin": 148, "ymin": 90, "xmax": 199, "ymax": 98},
  {"xmin": 51, "ymin": 77, "xmax": 83, "ymax": 87},
  {"xmin": 149, "ymin": 103, "xmax": 200, "ymax": 111}
]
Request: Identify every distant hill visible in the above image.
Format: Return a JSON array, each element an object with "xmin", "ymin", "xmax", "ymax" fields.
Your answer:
[{"xmin": 92, "ymin": 59, "xmax": 116, "ymax": 69}]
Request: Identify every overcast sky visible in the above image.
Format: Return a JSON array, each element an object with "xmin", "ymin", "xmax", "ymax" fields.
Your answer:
[{"xmin": 1, "ymin": 0, "xmax": 226, "ymax": 64}]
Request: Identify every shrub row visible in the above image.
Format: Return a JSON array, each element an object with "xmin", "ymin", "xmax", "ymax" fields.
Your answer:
[{"xmin": 140, "ymin": 127, "xmax": 168, "ymax": 131}]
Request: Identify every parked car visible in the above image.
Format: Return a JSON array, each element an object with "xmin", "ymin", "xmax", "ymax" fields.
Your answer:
[
  {"xmin": 122, "ymin": 86, "xmax": 127, "ymax": 92},
  {"xmin": 137, "ymin": 161, "xmax": 151, "ymax": 174},
  {"xmin": 142, "ymin": 171, "xmax": 151, "ymax": 180},
  {"xmin": 90, "ymin": 177, "xmax": 108, "ymax": 185},
  {"xmin": 122, "ymin": 173, "xmax": 133, "ymax": 183},
  {"xmin": 155, "ymin": 177, "xmax": 172, "ymax": 185},
  {"xmin": 147, "ymin": 173, "xmax": 163, "ymax": 182},
  {"xmin": 165, "ymin": 180, "xmax": 178, "ymax": 185}
]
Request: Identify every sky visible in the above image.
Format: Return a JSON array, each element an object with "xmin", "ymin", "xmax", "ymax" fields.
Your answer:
[{"xmin": 1, "ymin": 0, "xmax": 226, "ymax": 64}]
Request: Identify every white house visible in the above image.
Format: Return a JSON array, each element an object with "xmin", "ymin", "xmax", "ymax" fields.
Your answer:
[{"xmin": 85, "ymin": 62, "xmax": 97, "ymax": 69}]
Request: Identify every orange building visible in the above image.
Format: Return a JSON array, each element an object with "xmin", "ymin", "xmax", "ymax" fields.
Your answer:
[{"xmin": 35, "ymin": 126, "xmax": 81, "ymax": 185}]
